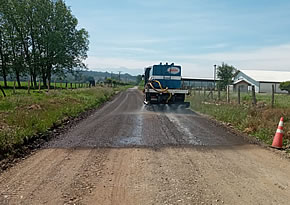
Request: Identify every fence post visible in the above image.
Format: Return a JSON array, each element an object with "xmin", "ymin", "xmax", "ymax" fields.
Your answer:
[
  {"xmin": 38, "ymin": 79, "xmax": 41, "ymax": 92},
  {"xmin": 210, "ymin": 88, "xmax": 213, "ymax": 100},
  {"xmin": 203, "ymin": 88, "xmax": 206, "ymax": 97},
  {"xmin": 13, "ymin": 80, "xmax": 16, "ymax": 94},
  {"xmin": 70, "ymin": 83, "xmax": 73, "ymax": 90},
  {"xmin": 251, "ymin": 85, "xmax": 257, "ymax": 105},
  {"xmin": 28, "ymin": 80, "xmax": 30, "ymax": 94},
  {"xmin": 227, "ymin": 85, "xmax": 230, "ymax": 103},
  {"xmin": 271, "ymin": 84, "xmax": 275, "ymax": 108},
  {"xmin": 75, "ymin": 83, "xmax": 77, "ymax": 89},
  {"xmin": 237, "ymin": 86, "xmax": 241, "ymax": 105}
]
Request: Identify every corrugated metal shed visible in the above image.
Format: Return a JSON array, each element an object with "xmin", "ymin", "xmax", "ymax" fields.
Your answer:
[
  {"xmin": 240, "ymin": 70, "xmax": 290, "ymax": 82},
  {"xmin": 181, "ymin": 77, "xmax": 215, "ymax": 89},
  {"xmin": 182, "ymin": 77, "xmax": 214, "ymax": 80}
]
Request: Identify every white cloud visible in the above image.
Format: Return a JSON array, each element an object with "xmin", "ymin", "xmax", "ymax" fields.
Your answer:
[
  {"xmin": 96, "ymin": 37, "xmax": 181, "ymax": 46},
  {"xmin": 85, "ymin": 44, "xmax": 290, "ymax": 78},
  {"xmin": 180, "ymin": 44, "xmax": 290, "ymax": 67},
  {"xmin": 177, "ymin": 44, "xmax": 290, "ymax": 77},
  {"xmin": 100, "ymin": 47, "xmax": 158, "ymax": 54},
  {"xmin": 85, "ymin": 56, "xmax": 155, "ymax": 70},
  {"xmin": 202, "ymin": 43, "xmax": 229, "ymax": 49}
]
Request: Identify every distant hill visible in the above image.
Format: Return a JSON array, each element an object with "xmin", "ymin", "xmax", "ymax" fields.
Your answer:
[
  {"xmin": 80, "ymin": 70, "xmax": 137, "ymax": 82},
  {"xmin": 1, "ymin": 70, "xmax": 138, "ymax": 83},
  {"xmin": 90, "ymin": 67, "xmax": 143, "ymax": 76}
]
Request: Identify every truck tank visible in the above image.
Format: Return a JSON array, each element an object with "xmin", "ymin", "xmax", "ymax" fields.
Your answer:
[{"xmin": 143, "ymin": 63, "xmax": 189, "ymax": 106}]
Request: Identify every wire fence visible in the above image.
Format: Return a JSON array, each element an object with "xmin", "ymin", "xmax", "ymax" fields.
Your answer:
[
  {"xmin": 189, "ymin": 85, "xmax": 290, "ymax": 109},
  {"xmin": 0, "ymin": 80, "xmax": 93, "ymax": 98}
]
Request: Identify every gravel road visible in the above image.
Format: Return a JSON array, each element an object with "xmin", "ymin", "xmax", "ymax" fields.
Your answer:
[{"xmin": 1, "ymin": 87, "xmax": 290, "ymax": 205}]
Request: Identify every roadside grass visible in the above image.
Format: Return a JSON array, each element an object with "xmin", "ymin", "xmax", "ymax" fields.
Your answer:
[
  {"xmin": 187, "ymin": 92, "xmax": 290, "ymax": 147},
  {"xmin": 0, "ymin": 81, "xmax": 91, "ymax": 97},
  {"xmin": 138, "ymin": 80, "xmax": 145, "ymax": 91},
  {"xmin": 0, "ymin": 81, "xmax": 87, "ymax": 88},
  {"xmin": 0, "ymin": 86, "xmax": 125, "ymax": 157}
]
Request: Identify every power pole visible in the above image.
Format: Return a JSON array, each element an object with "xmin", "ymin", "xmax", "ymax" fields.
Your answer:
[
  {"xmin": 110, "ymin": 71, "xmax": 113, "ymax": 87},
  {"xmin": 118, "ymin": 71, "xmax": 122, "ymax": 83},
  {"xmin": 213, "ymin": 64, "xmax": 217, "ymax": 90}
]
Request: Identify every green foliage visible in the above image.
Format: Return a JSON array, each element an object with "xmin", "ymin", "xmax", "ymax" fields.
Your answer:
[
  {"xmin": 280, "ymin": 81, "xmax": 290, "ymax": 94},
  {"xmin": 216, "ymin": 63, "xmax": 237, "ymax": 90},
  {"xmin": 138, "ymin": 80, "xmax": 145, "ymax": 90},
  {"xmin": 0, "ymin": 0, "xmax": 89, "ymax": 88},
  {"xmin": 136, "ymin": 75, "xmax": 142, "ymax": 85},
  {"xmin": 105, "ymin": 78, "xmax": 112, "ymax": 84},
  {"xmin": 103, "ymin": 78, "xmax": 134, "ymax": 87}
]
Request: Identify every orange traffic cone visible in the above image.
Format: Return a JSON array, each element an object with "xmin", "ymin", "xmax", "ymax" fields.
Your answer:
[{"xmin": 271, "ymin": 117, "xmax": 284, "ymax": 149}]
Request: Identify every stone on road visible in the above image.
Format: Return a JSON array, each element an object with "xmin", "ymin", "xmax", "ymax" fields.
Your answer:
[{"xmin": 1, "ymin": 87, "xmax": 290, "ymax": 205}]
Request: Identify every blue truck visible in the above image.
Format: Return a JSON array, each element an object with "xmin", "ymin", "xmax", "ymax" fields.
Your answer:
[{"xmin": 143, "ymin": 63, "xmax": 189, "ymax": 106}]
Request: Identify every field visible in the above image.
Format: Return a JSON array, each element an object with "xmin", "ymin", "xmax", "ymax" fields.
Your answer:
[
  {"xmin": 0, "ymin": 81, "xmax": 91, "ymax": 97},
  {"xmin": 0, "ymin": 85, "xmax": 128, "ymax": 158},
  {"xmin": 187, "ymin": 90, "xmax": 290, "ymax": 147}
]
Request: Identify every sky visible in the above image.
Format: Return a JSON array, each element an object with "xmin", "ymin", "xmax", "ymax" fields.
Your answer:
[{"xmin": 66, "ymin": 0, "xmax": 290, "ymax": 77}]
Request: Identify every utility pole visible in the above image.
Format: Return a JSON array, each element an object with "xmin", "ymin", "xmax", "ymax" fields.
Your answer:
[
  {"xmin": 110, "ymin": 71, "xmax": 113, "ymax": 87},
  {"xmin": 118, "ymin": 71, "xmax": 122, "ymax": 83},
  {"xmin": 213, "ymin": 64, "xmax": 217, "ymax": 90}
]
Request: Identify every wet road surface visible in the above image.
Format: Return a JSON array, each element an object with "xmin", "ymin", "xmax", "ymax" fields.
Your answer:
[{"xmin": 1, "ymin": 87, "xmax": 290, "ymax": 205}]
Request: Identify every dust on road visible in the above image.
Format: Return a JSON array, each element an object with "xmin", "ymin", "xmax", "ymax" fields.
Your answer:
[{"xmin": 1, "ymin": 87, "xmax": 290, "ymax": 205}]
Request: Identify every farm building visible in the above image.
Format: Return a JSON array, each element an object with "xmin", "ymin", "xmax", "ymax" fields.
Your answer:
[
  {"xmin": 233, "ymin": 70, "xmax": 290, "ymax": 93},
  {"xmin": 182, "ymin": 77, "xmax": 216, "ymax": 89}
]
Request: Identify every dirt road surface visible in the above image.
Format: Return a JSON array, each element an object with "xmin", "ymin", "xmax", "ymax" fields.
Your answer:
[{"xmin": 1, "ymin": 87, "xmax": 290, "ymax": 205}]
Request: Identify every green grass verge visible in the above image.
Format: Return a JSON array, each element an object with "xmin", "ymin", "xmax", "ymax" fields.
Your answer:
[
  {"xmin": 187, "ymin": 94, "xmax": 290, "ymax": 146},
  {"xmin": 0, "ymin": 81, "xmax": 89, "ymax": 88},
  {"xmin": 0, "ymin": 86, "xmax": 125, "ymax": 156},
  {"xmin": 138, "ymin": 80, "xmax": 145, "ymax": 91},
  {"xmin": 191, "ymin": 90, "xmax": 290, "ymax": 109}
]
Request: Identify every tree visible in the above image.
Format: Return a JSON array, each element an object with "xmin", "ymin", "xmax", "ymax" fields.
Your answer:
[
  {"xmin": 0, "ymin": 0, "xmax": 89, "ymax": 88},
  {"xmin": 0, "ymin": 12, "xmax": 10, "ymax": 88},
  {"xmin": 4, "ymin": 9, "xmax": 26, "ymax": 88},
  {"xmin": 280, "ymin": 81, "xmax": 290, "ymax": 94},
  {"xmin": 86, "ymin": 76, "xmax": 95, "ymax": 86},
  {"xmin": 216, "ymin": 63, "xmax": 237, "ymax": 90},
  {"xmin": 136, "ymin": 75, "xmax": 142, "ymax": 85},
  {"xmin": 45, "ymin": 0, "xmax": 89, "ymax": 86},
  {"xmin": 105, "ymin": 78, "xmax": 112, "ymax": 85}
]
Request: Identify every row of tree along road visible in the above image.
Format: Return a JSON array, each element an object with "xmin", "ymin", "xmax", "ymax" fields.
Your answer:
[{"xmin": 0, "ymin": 0, "xmax": 89, "ymax": 89}]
